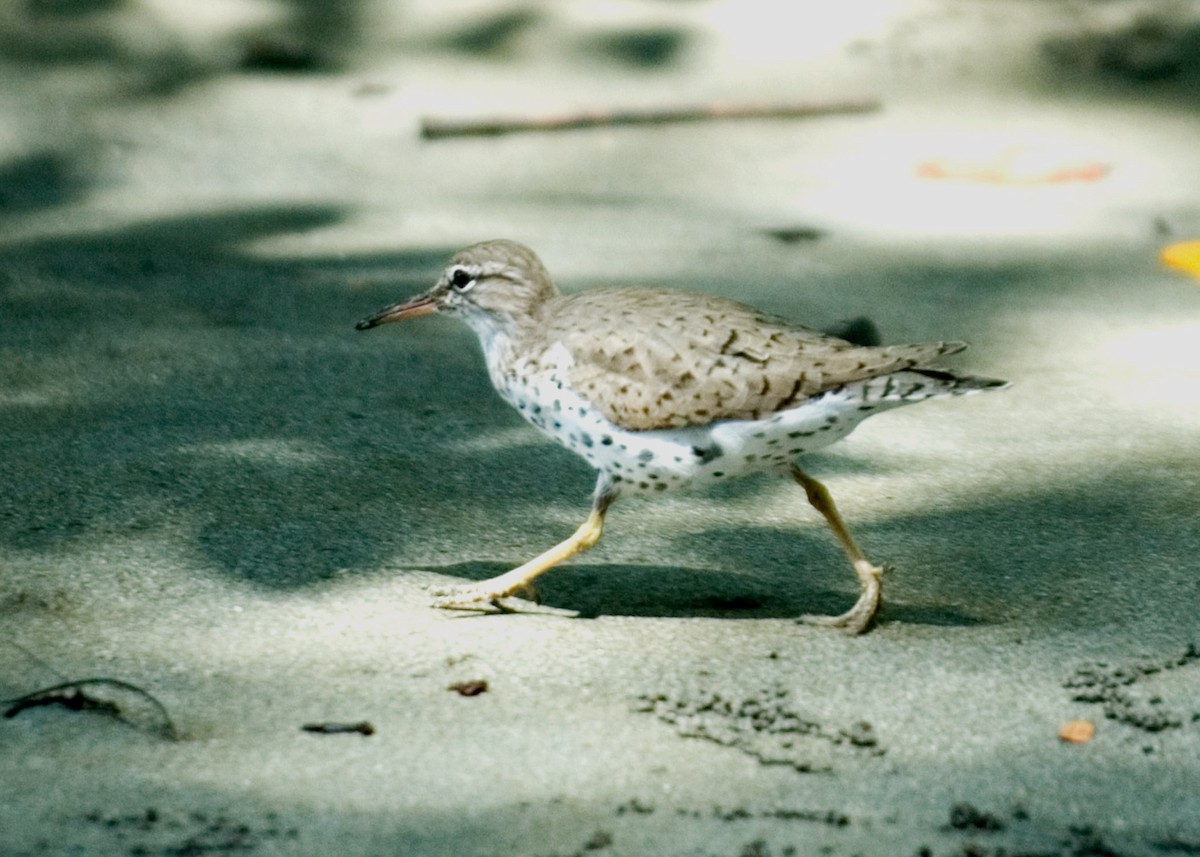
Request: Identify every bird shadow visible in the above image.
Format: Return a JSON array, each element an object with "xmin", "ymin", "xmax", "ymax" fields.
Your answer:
[{"xmin": 415, "ymin": 559, "xmax": 983, "ymax": 628}]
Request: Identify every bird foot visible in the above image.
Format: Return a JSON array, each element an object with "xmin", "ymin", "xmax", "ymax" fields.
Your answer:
[
  {"xmin": 429, "ymin": 579, "xmax": 540, "ymax": 613},
  {"xmin": 799, "ymin": 562, "xmax": 886, "ymax": 635}
]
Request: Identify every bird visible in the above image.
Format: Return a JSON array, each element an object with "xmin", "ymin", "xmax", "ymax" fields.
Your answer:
[{"xmin": 356, "ymin": 240, "xmax": 1007, "ymax": 633}]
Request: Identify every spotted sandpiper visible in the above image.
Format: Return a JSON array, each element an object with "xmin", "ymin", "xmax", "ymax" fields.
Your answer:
[{"xmin": 357, "ymin": 240, "xmax": 1007, "ymax": 633}]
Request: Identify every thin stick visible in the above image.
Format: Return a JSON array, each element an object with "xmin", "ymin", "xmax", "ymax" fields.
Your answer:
[
  {"xmin": 420, "ymin": 99, "xmax": 882, "ymax": 140},
  {"xmin": 4, "ymin": 677, "xmax": 180, "ymax": 740}
]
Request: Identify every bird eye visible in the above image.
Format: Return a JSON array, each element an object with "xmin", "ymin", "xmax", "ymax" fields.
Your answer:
[{"xmin": 449, "ymin": 267, "xmax": 475, "ymax": 292}]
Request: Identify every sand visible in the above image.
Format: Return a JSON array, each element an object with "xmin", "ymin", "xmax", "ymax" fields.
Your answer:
[{"xmin": 2, "ymin": 2, "xmax": 1199, "ymax": 855}]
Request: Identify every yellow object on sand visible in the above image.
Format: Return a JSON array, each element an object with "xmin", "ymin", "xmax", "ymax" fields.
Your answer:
[{"xmin": 1160, "ymin": 240, "xmax": 1200, "ymax": 277}]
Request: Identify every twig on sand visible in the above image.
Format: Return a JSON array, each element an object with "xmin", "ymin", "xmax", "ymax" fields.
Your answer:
[
  {"xmin": 420, "ymin": 99, "xmax": 882, "ymax": 140},
  {"xmin": 4, "ymin": 678, "xmax": 179, "ymax": 740},
  {"xmin": 301, "ymin": 721, "xmax": 376, "ymax": 736}
]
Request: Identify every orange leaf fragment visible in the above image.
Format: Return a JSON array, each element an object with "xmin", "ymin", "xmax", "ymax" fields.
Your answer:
[
  {"xmin": 1058, "ymin": 719, "xmax": 1095, "ymax": 743},
  {"xmin": 1160, "ymin": 240, "xmax": 1200, "ymax": 277},
  {"xmin": 917, "ymin": 147, "xmax": 1110, "ymax": 185}
]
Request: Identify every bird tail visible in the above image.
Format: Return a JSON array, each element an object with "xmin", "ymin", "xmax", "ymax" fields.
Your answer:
[
  {"xmin": 847, "ymin": 368, "xmax": 1009, "ymax": 406},
  {"xmin": 912, "ymin": 367, "xmax": 1010, "ymax": 394}
]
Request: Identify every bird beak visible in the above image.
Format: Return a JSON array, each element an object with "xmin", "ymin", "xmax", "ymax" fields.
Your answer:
[{"xmin": 355, "ymin": 293, "xmax": 438, "ymax": 330}]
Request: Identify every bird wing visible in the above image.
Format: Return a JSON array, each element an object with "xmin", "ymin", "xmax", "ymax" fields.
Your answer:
[{"xmin": 531, "ymin": 288, "xmax": 965, "ymax": 431}]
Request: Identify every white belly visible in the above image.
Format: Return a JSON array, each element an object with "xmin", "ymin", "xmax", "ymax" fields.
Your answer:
[{"xmin": 493, "ymin": 357, "xmax": 887, "ymax": 496}]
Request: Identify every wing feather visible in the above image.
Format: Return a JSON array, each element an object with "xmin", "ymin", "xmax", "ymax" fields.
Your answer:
[{"xmin": 527, "ymin": 288, "xmax": 965, "ymax": 431}]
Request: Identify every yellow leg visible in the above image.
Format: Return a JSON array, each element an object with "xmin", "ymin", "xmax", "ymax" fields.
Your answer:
[
  {"xmin": 791, "ymin": 464, "xmax": 884, "ymax": 635},
  {"xmin": 432, "ymin": 477, "xmax": 615, "ymax": 612}
]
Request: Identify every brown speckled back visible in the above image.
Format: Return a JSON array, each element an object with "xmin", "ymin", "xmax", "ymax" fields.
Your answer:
[{"xmin": 521, "ymin": 287, "xmax": 976, "ymax": 431}]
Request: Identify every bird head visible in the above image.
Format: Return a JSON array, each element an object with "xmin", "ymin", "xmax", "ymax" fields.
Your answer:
[{"xmin": 356, "ymin": 240, "xmax": 558, "ymax": 335}]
